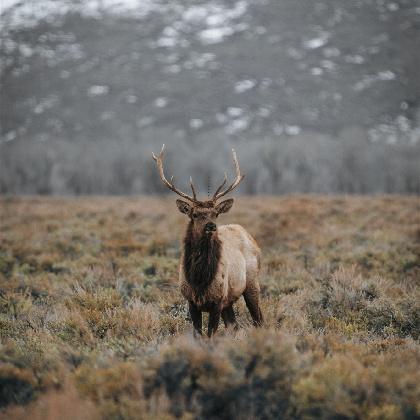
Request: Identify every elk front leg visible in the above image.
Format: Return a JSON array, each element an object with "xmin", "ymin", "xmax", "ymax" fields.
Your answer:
[
  {"xmin": 208, "ymin": 303, "xmax": 222, "ymax": 337},
  {"xmin": 189, "ymin": 301, "xmax": 202, "ymax": 336}
]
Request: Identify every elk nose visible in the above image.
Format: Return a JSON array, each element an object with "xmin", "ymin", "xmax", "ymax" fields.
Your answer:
[{"xmin": 205, "ymin": 222, "xmax": 217, "ymax": 232}]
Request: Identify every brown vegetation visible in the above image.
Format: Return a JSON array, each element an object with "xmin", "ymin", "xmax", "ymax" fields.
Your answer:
[{"xmin": 0, "ymin": 196, "xmax": 419, "ymax": 419}]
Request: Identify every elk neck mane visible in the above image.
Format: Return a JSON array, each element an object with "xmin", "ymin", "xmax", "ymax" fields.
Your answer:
[{"xmin": 183, "ymin": 221, "xmax": 222, "ymax": 297}]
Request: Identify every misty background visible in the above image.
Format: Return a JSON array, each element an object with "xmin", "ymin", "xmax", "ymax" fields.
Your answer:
[{"xmin": 0, "ymin": 0, "xmax": 419, "ymax": 196}]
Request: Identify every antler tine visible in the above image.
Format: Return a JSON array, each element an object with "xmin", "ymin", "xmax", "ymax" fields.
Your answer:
[
  {"xmin": 212, "ymin": 149, "xmax": 245, "ymax": 201},
  {"xmin": 152, "ymin": 143, "xmax": 165, "ymax": 162},
  {"xmin": 189, "ymin": 176, "xmax": 197, "ymax": 201},
  {"xmin": 212, "ymin": 172, "xmax": 227, "ymax": 199},
  {"xmin": 152, "ymin": 144, "xmax": 197, "ymax": 203}
]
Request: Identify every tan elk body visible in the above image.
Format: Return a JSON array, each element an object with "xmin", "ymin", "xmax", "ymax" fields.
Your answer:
[{"xmin": 153, "ymin": 145, "xmax": 263, "ymax": 337}]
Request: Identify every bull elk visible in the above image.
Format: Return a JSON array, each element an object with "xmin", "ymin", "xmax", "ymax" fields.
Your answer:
[{"xmin": 152, "ymin": 145, "xmax": 263, "ymax": 337}]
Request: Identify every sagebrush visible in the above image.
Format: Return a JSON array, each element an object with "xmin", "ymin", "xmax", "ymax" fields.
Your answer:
[{"xmin": 0, "ymin": 196, "xmax": 419, "ymax": 419}]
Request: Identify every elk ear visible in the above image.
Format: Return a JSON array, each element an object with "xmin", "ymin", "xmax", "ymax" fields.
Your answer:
[
  {"xmin": 215, "ymin": 199, "xmax": 234, "ymax": 214},
  {"xmin": 176, "ymin": 199, "xmax": 191, "ymax": 215}
]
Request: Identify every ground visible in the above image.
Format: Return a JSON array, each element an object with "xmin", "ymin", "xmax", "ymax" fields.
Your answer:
[{"xmin": 0, "ymin": 196, "xmax": 419, "ymax": 419}]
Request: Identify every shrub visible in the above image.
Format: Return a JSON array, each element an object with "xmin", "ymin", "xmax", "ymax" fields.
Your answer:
[
  {"xmin": 292, "ymin": 348, "xmax": 420, "ymax": 419},
  {"xmin": 144, "ymin": 331, "xmax": 301, "ymax": 419},
  {"xmin": 0, "ymin": 365, "xmax": 37, "ymax": 407},
  {"xmin": 0, "ymin": 255, "xmax": 14, "ymax": 277},
  {"xmin": 75, "ymin": 362, "xmax": 144, "ymax": 420},
  {"xmin": 0, "ymin": 339, "xmax": 62, "ymax": 408},
  {"xmin": 306, "ymin": 267, "xmax": 419, "ymax": 338},
  {"xmin": 292, "ymin": 355, "xmax": 373, "ymax": 419}
]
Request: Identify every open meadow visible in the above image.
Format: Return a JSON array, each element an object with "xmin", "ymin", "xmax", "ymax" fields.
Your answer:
[{"xmin": 0, "ymin": 196, "xmax": 419, "ymax": 419}]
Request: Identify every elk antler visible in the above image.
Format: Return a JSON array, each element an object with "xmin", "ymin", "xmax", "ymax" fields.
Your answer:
[
  {"xmin": 212, "ymin": 149, "xmax": 245, "ymax": 202},
  {"xmin": 152, "ymin": 144, "xmax": 199, "ymax": 203}
]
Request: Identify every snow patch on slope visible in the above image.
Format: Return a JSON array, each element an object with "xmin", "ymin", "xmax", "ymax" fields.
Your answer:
[{"xmin": 0, "ymin": 0, "xmax": 161, "ymax": 31}]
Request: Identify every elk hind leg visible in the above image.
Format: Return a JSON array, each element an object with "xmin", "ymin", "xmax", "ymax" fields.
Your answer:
[
  {"xmin": 221, "ymin": 305, "xmax": 239, "ymax": 330},
  {"xmin": 243, "ymin": 287, "xmax": 263, "ymax": 327}
]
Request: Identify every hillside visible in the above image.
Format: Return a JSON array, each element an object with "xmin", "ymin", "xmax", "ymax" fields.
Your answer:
[
  {"xmin": 2, "ymin": 0, "xmax": 420, "ymax": 139},
  {"xmin": 0, "ymin": 196, "xmax": 419, "ymax": 418}
]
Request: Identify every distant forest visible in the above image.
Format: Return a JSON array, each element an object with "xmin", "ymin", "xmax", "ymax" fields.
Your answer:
[{"xmin": 1, "ymin": 129, "xmax": 419, "ymax": 195}]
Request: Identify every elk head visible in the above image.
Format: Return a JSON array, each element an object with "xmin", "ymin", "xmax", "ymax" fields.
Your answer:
[{"xmin": 152, "ymin": 145, "xmax": 244, "ymax": 238}]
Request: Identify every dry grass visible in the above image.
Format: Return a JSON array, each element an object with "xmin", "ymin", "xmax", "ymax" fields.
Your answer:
[{"xmin": 0, "ymin": 196, "xmax": 419, "ymax": 419}]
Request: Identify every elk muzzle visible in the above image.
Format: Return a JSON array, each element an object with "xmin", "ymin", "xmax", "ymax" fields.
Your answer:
[{"xmin": 205, "ymin": 222, "xmax": 217, "ymax": 233}]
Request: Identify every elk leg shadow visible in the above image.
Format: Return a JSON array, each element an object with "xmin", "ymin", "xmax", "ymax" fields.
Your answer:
[
  {"xmin": 243, "ymin": 288, "xmax": 264, "ymax": 327},
  {"xmin": 222, "ymin": 305, "xmax": 239, "ymax": 330},
  {"xmin": 189, "ymin": 301, "xmax": 202, "ymax": 336}
]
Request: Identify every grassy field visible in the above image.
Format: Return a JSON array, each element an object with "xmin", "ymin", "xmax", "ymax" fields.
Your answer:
[{"xmin": 0, "ymin": 196, "xmax": 419, "ymax": 419}]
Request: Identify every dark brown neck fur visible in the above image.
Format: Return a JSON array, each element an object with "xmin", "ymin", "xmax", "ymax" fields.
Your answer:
[{"xmin": 183, "ymin": 222, "xmax": 221, "ymax": 298}]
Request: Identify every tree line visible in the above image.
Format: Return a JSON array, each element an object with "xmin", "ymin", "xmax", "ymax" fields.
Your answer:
[{"xmin": 1, "ymin": 128, "xmax": 419, "ymax": 195}]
